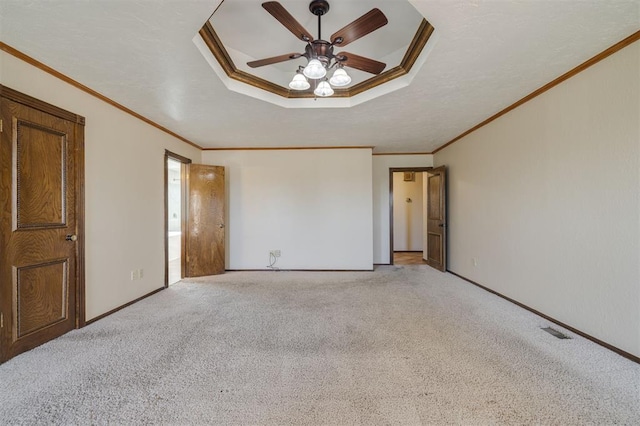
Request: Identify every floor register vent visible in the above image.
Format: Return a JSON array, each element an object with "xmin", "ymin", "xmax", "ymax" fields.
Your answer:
[{"xmin": 542, "ymin": 327, "xmax": 571, "ymax": 339}]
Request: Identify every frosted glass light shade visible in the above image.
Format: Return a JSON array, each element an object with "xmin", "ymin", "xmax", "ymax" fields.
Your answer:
[
  {"xmin": 329, "ymin": 68, "xmax": 351, "ymax": 87},
  {"xmin": 314, "ymin": 81, "xmax": 334, "ymax": 97},
  {"xmin": 303, "ymin": 59, "xmax": 326, "ymax": 79},
  {"xmin": 288, "ymin": 73, "xmax": 310, "ymax": 90}
]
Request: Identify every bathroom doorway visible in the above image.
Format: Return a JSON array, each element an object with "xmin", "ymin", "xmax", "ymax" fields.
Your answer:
[{"xmin": 165, "ymin": 151, "xmax": 190, "ymax": 286}]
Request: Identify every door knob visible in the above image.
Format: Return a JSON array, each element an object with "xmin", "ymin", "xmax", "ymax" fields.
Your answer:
[
  {"xmin": 66, "ymin": 234, "xmax": 78, "ymax": 241},
  {"xmin": 438, "ymin": 224, "xmax": 446, "ymax": 228},
  {"xmin": 218, "ymin": 224, "xmax": 224, "ymax": 229}
]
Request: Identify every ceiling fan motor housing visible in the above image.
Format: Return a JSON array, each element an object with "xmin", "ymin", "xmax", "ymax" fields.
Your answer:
[
  {"xmin": 309, "ymin": 0, "xmax": 330, "ymax": 16},
  {"xmin": 306, "ymin": 40, "xmax": 336, "ymax": 65}
]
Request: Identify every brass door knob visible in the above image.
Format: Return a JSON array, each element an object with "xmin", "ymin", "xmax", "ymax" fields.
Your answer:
[{"xmin": 66, "ymin": 234, "xmax": 78, "ymax": 241}]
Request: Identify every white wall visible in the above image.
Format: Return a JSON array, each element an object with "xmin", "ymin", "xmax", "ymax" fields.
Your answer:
[
  {"xmin": 201, "ymin": 149, "xmax": 373, "ymax": 270},
  {"xmin": 1, "ymin": 51, "xmax": 202, "ymax": 320},
  {"xmin": 372, "ymin": 155, "xmax": 433, "ymax": 263},
  {"xmin": 435, "ymin": 41, "xmax": 640, "ymax": 357},
  {"xmin": 393, "ymin": 172, "xmax": 424, "ymax": 251}
]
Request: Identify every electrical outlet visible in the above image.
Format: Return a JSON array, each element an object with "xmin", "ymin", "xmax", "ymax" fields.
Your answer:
[
  {"xmin": 138, "ymin": 269, "xmax": 144, "ymax": 279},
  {"xmin": 270, "ymin": 250, "xmax": 281, "ymax": 257},
  {"xmin": 130, "ymin": 270, "xmax": 137, "ymax": 280},
  {"xmin": 472, "ymin": 258, "xmax": 478, "ymax": 267}
]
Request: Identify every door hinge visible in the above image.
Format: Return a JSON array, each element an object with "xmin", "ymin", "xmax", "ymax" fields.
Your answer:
[
  {"xmin": 0, "ymin": 119, "xmax": 3, "ymax": 133},
  {"xmin": 0, "ymin": 312, "xmax": 3, "ymax": 328}
]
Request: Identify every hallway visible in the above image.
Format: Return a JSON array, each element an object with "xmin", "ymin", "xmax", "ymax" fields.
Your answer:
[{"xmin": 393, "ymin": 251, "xmax": 427, "ymax": 265}]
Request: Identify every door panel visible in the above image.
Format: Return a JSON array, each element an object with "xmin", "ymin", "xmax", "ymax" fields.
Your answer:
[
  {"xmin": 1, "ymin": 93, "xmax": 82, "ymax": 363},
  {"xmin": 426, "ymin": 166, "xmax": 447, "ymax": 271},
  {"xmin": 16, "ymin": 260, "xmax": 68, "ymax": 337},
  {"xmin": 427, "ymin": 234, "xmax": 443, "ymax": 266},
  {"xmin": 185, "ymin": 164, "xmax": 225, "ymax": 277},
  {"xmin": 16, "ymin": 123, "xmax": 67, "ymax": 228}
]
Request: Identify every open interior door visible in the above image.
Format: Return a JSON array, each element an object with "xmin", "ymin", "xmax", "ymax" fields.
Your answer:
[
  {"xmin": 185, "ymin": 164, "xmax": 225, "ymax": 277},
  {"xmin": 425, "ymin": 166, "xmax": 447, "ymax": 271}
]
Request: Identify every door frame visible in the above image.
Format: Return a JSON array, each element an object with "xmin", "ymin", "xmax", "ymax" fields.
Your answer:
[
  {"xmin": 164, "ymin": 150, "xmax": 191, "ymax": 287},
  {"xmin": 388, "ymin": 167, "xmax": 433, "ymax": 265},
  {"xmin": 0, "ymin": 85, "xmax": 86, "ymax": 335}
]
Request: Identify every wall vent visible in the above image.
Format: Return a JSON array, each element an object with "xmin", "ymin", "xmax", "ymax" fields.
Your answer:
[{"xmin": 542, "ymin": 327, "xmax": 571, "ymax": 339}]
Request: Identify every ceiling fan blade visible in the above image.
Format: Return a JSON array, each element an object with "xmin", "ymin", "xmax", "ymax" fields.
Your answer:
[
  {"xmin": 247, "ymin": 53, "xmax": 302, "ymax": 68},
  {"xmin": 337, "ymin": 52, "xmax": 386, "ymax": 74},
  {"xmin": 331, "ymin": 8, "xmax": 388, "ymax": 47},
  {"xmin": 262, "ymin": 2, "xmax": 314, "ymax": 42}
]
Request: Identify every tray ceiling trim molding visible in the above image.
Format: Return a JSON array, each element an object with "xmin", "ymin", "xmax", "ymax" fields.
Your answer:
[{"xmin": 195, "ymin": 4, "xmax": 435, "ymax": 109}]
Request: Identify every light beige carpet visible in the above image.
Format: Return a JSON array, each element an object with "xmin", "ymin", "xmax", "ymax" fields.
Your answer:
[{"xmin": 0, "ymin": 266, "xmax": 638, "ymax": 425}]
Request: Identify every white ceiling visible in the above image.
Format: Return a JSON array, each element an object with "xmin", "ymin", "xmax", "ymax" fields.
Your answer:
[{"xmin": 1, "ymin": 1, "xmax": 638, "ymax": 153}]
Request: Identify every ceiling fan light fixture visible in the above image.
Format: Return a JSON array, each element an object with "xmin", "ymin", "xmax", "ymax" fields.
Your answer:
[
  {"xmin": 329, "ymin": 67, "xmax": 351, "ymax": 87},
  {"xmin": 303, "ymin": 58, "xmax": 326, "ymax": 79},
  {"xmin": 289, "ymin": 73, "xmax": 310, "ymax": 90},
  {"xmin": 314, "ymin": 80, "xmax": 334, "ymax": 97},
  {"xmin": 248, "ymin": 1, "xmax": 389, "ymax": 97}
]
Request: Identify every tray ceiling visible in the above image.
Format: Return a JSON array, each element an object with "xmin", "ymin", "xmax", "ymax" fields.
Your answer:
[{"xmin": 199, "ymin": 0, "xmax": 433, "ymax": 106}]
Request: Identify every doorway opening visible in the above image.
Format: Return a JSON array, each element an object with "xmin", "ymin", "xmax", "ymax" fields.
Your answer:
[
  {"xmin": 165, "ymin": 151, "xmax": 191, "ymax": 287},
  {"xmin": 389, "ymin": 167, "xmax": 434, "ymax": 265}
]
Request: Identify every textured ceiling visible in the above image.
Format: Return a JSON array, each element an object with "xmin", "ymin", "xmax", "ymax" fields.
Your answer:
[{"xmin": 0, "ymin": 0, "xmax": 638, "ymax": 153}]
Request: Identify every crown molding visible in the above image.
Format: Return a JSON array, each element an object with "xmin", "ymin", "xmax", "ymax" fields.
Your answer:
[
  {"xmin": 0, "ymin": 42, "xmax": 202, "ymax": 150},
  {"xmin": 433, "ymin": 30, "xmax": 640, "ymax": 154},
  {"xmin": 372, "ymin": 152, "xmax": 433, "ymax": 156},
  {"xmin": 203, "ymin": 146, "xmax": 374, "ymax": 151}
]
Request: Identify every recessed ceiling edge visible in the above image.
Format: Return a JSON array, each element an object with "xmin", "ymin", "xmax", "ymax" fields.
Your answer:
[{"xmin": 195, "ymin": 14, "xmax": 435, "ymax": 108}]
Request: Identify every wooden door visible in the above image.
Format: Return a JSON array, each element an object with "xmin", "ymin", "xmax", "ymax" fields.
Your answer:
[
  {"xmin": 426, "ymin": 166, "xmax": 447, "ymax": 271},
  {"xmin": 0, "ymin": 87, "xmax": 85, "ymax": 363},
  {"xmin": 185, "ymin": 164, "xmax": 225, "ymax": 277}
]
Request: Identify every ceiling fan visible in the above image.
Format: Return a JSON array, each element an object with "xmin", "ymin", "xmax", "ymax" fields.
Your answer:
[{"xmin": 247, "ymin": 0, "xmax": 388, "ymax": 96}]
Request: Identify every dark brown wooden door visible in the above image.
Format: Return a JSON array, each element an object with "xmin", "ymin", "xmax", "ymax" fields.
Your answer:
[
  {"xmin": 0, "ymin": 92, "xmax": 83, "ymax": 363},
  {"xmin": 185, "ymin": 164, "xmax": 225, "ymax": 277},
  {"xmin": 426, "ymin": 166, "xmax": 447, "ymax": 271}
]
